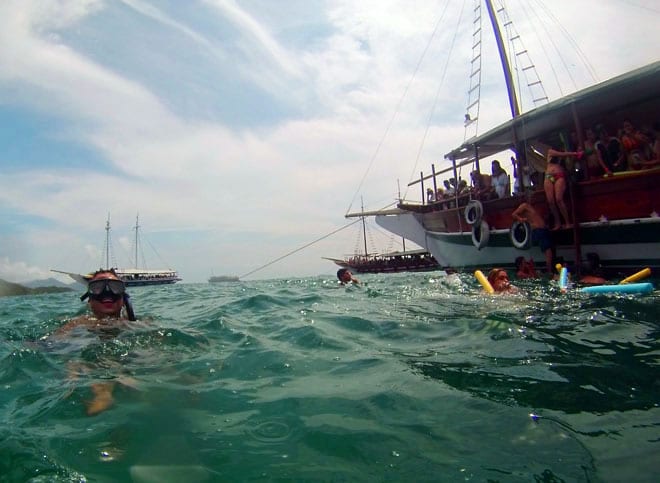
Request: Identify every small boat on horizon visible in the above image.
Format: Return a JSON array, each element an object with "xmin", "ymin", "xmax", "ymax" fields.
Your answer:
[
  {"xmin": 53, "ymin": 215, "xmax": 182, "ymax": 287},
  {"xmin": 208, "ymin": 275, "xmax": 240, "ymax": 283}
]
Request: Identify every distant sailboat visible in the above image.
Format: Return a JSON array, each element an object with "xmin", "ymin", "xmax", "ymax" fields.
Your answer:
[{"xmin": 53, "ymin": 215, "xmax": 182, "ymax": 286}]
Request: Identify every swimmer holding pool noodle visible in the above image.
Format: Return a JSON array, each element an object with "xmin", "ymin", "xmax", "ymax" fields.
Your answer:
[{"xmin": 475, "ymin": 270, "xmax": 494, "ymax": 294}]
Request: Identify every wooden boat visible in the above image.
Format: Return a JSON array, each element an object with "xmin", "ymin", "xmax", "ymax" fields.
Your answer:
[
  {"xmin": 353, "ymin": 2, "xmax": 660, "ymax": 275},
  {"xmin": 324, "ymin": 249, "xmax": 439, "ymax": 274},
  {"xmin": 53, "ymin": 215, "xmax": 181, "ymax": 286},
  {"xmin": 326, "ymin": 206, "xmax": 439, "ymax": 274}
]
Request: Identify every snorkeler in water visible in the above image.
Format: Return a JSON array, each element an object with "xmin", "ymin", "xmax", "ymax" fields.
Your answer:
[
  {"xmin": 56, "ymin": 269, "xmax": 137, "ymax": 415},
  {"xmin": 57, "ymin": 269, "xmax": 135, "ymax": 334}
]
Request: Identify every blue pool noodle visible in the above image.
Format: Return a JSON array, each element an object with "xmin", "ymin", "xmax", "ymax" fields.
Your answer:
[
  {"xmin": 559, "ymin": 267, "xmax": 568, "ymax": 291},
  {"xmin": 580, "ymin": 283, "xmax": 653, "ymax": 294}
]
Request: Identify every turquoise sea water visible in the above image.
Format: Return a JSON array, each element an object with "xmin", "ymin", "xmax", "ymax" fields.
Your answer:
[{"xmin": 1, "ymin": 272, "xmax": 658, "ymax": 482}]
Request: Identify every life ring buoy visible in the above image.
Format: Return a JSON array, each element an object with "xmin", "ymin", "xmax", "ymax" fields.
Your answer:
[
  {"xmin": 471, "ymin": 220, "xmax": 490, "ymax": 250},
  {"xmin": 509, "ymin": 221, "xmax": 531, "ymax": 250},
  {"xmin": 464, "ymin": 200, "xmax": 483, "ymax": 225}
]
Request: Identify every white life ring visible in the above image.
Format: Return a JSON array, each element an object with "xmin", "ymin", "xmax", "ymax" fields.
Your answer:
[
  {"xmin": 464, "ymin": 200, "xmax": 483, "ymax": 225},
  {"xmin": 509, "ymin": 221, "xmax": 532, "ymax": 250},
  {"xmin": 471, "ymin": 220, "xmax": 490, "ymax": 250}
]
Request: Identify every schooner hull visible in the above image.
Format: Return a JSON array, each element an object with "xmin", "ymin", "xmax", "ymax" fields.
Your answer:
[
  {"xmin": 376, "ymin": 171, "xmax": 660, "ymax": 273},
  {"xmin": 377, "ymin": 213, "xmax": 660, "ymax": 272}
]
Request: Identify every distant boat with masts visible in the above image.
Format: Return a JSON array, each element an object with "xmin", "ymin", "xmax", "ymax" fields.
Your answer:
[
  {"xmin": 324, "ymin": 204, "xmax": 440, "ymax": 274},
  {"xmin": 53, "ymin": 215, "xmax": 182, "ymax": 286}
]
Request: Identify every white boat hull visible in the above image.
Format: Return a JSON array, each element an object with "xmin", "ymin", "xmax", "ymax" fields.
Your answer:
[{"xmin": 376, "ymin": 213, "xmax": 660, "ymax": 271}]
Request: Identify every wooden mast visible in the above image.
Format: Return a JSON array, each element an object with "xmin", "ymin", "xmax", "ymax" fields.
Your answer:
[
  {"xmin": 484, "ymin": 0, "xmax": 520, "ymax": 119},
  {"xmin": 134, "ymin": 214, "xmax": 140, "ymax": 269}
]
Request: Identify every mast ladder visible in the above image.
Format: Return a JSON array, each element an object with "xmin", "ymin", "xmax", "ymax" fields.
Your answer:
[
  {"xmin": 463, "ymin": 0, "xmax": 483, "ymax": 142},
  {"xmin": 495, "ymin": 1, "xmax": 549, "ymax": 109}
]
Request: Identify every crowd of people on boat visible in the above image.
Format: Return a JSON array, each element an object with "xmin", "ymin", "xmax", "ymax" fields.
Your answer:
[
  {"xmin": 424, "ymin": 117, "xmax": 659, "ymax": 210},
  {"xmin": 425, "ymin": 158, "xmax": 513, "ymax": 209},
  {"xmin": 342, "ymin": 253, "xmax": 439, "ymax": 273}
]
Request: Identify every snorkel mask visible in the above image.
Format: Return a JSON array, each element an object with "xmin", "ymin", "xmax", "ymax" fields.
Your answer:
[
  {"xmin": 80, "ymin": 277, "xmax": 136, "ymax": 321},
  {"xmin": 81, "ymin": 278, "xmax": 125, "ymax": 301}
]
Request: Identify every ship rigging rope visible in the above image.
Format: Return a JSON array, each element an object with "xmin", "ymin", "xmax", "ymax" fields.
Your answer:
[
  {"xmin": 528, "ymin": 0, "xmax": 598, "ymax": 84},
  {"xmin": 403, "ymin": 0, "xmax": 466, "ymax": 200},
  {"xmin": 239, "ymin": 218, "xmax": 362, "ymax": 280},
  {"xmin": 344, "ymin": 0, "xmax": 452, "ymax": 216}
]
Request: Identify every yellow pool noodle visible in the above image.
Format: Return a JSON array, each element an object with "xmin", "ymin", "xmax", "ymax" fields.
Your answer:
[
  {"xmin": 475, "ymin": 270, "xmax": 494, "ymax": 294},
  {"xmin": 619, "ymin": 267, "xmax": 651, "ymax": 285}
]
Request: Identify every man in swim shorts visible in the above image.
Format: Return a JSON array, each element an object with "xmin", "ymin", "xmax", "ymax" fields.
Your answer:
[{"xmin": 511, "ymin": 202, "xmax": 554, "ymax": 275}]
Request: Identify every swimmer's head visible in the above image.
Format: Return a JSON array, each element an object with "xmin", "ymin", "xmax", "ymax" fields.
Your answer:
[
  {"xmin": 337, "ymin": 268, "xmax": 353, "ymax": 283},
  {"xmin": 82, "ymin": 270, "xmax": 125, "ymax": 318}
]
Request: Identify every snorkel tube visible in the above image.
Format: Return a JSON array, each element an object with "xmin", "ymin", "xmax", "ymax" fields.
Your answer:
[{"xmin": 123, "ymin": 292, "xmax": 136, "ymax": 321}]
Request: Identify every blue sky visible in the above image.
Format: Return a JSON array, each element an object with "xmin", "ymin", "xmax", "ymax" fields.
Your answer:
[{"xmin": 1, "ymin": 0, "xmax": 658, "ymax": 283}]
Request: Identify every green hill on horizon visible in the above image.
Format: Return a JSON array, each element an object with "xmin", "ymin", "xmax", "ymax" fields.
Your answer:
[{"xmin": 0, "ymin": 278, "xmax": 74, "ymax": 298}]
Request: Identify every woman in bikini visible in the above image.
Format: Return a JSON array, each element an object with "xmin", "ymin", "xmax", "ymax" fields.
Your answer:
[{"xmin": 544, "ymin": 148, "xmax": 582, "ymax": 231}]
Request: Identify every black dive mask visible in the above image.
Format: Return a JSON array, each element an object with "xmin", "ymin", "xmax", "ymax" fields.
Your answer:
[{"xmin": 80, "ymin": 278, "xmax": 125, "ymax": 302}]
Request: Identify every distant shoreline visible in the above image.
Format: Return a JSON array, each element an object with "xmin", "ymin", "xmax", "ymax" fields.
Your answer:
[{"xmin": 0, "ymin": 279, "xmax": 74, "ymax": 298}]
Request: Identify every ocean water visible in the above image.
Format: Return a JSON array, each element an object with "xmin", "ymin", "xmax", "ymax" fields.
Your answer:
[{"xmin": 1, "ymin": 272, "xmax": 658, "ymax": 482}]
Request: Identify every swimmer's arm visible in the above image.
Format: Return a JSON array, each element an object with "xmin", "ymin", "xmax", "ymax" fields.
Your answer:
[
  {"xmin": 55, "ymin": 318, "xmax": 85, "ymax": 335},
  {"xmin": 511, "ymin": 204, "xmax": 527, "ymax": 222}
]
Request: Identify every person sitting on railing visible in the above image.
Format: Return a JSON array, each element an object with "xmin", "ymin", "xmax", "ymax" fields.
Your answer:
[
  {"xmin": 584, "ymin": 126, "xmax": 612, "ymax": 178},
  {"xmin": 426, "ymin": 188, "xmax": 435, "ymax": 203},
  {"xmin": 491, "ymin": 160, "xmax": 510, "ymax": 198},
  {"xmin": 456, "ymin": 179, "xmax": 470, "ymax": 206},
  {"xmin": 511, "ymin": 156, "xmax": 533, "ymax": 193},
  {"xmin": 621, "ymin": 118, "xmax": 651, "ymax": 170},
  {"xmin": 435, "ymin": 187, "xmax": 446, "ymax": 209},
  {"xmin": 594, "ymin": 124, "xmax": 625, "ymax": 173},
  {"xmin": 442, "ymin": 179, "xmax": 456, "ymax": 208},
  {"xmin": 470, "ymin": 170, "xmax": 495, "ymax": 200},
  {"xmin": 641, "ymin": 122, "xmax": 660, "ymax": 169},
  {"xmin": 442, "ymin": 179, "xmax": 454, "ymax": 196},
  {"xmin": 623, "ymin": 121, "xmax": 660, "ymax": 170}
]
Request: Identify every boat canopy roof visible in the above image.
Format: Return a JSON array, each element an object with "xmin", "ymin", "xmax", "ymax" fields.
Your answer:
[
  {"xmin": 117, "ymin": 268, "xmax": 177, "ymax": 275},
  {"xmin": 445, "ymin": 61, "xmax": 660, "ymax": 163}
]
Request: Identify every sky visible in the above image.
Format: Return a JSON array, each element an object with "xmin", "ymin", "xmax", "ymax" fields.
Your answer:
[{"xmin": 0, "ymin": 0, "xmax": 658, "ymax": 283}]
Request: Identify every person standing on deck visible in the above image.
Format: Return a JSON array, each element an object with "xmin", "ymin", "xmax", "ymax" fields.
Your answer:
[{"xmin": 544, "ymin": 148, "xmax": 582, "ymax": 231}]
